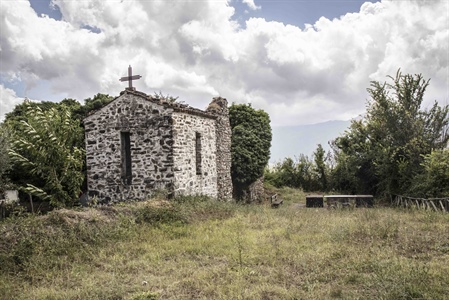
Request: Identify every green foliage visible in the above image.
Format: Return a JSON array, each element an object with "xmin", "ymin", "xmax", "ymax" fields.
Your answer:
[
  {"xmin": 265, "ymin": 145, "xmax": 329, "ymax": 192},
  {"xmin": 81, "ymin": 93, "xmax": 115, "ymax": 116},
  {"xmin": 0, "ymin": 126, "xmax": 11, "ymax": 190},
  {"xmin": 332, "ymin": 70, "xmax": 449, "ymax": 196},
  {"xmin": 229, "ymin": 104, "xmax": 272, "ymax": 197},
  {"xmin": 135, "ymin": 204, "xmax": 187, "ymax": 226},
  {"xmin": 313, "ymin": 144, "xmax": 328, "ymax": 191},
  {"xmin": 152, "ymin": 91, "xmax": 179, "ymax": 103},
  {"xmin": 1, "ymin": 93, "xmax": 115, "ymax": 205},
  {"xmin": 410, "ymin": 149, "xmax": 449, "ymax": 197},
  {"xmin": 6, "ymin": 103, "xmax": 85, "ymax": 207},
  {"xmin": 265, "ymin": 157, "xmax": 298, "ymax": 188},
  {"xmin": 3, "ymin": 100, "xmax": 60, "ymax": 133},
  {"xmin": 328, "ymin": 148, "xmax": 359, "ymax": 194}
]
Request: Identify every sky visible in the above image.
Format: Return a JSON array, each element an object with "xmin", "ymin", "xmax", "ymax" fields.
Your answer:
[{"xmin": 0, "ymin": 0, "xmax": 448, "ymax": 157}]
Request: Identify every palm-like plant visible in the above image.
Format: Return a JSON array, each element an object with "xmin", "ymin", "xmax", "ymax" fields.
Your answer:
[{"xmin": 8, "ymin": 103, "xmax": 85, "ymax": 207}]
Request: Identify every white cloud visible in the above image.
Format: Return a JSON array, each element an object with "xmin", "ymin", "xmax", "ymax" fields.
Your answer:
[
  {"xmin": 0, "ymin": 0, "xmax": 447, "ymax": 127},
  {"xmin": 0, "ymin": 85, "xmax": 24, "ymax": 122},
  {"xmin": 242, "ymin": 0, "xmax": 261, "ymax": 11}
]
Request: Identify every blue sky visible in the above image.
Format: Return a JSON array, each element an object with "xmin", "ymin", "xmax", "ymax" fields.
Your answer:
[
  {"xmin": 1, "ymin": 0, "xmax": 448, "ymax": 159},
  {"xmin": 232, "ymin": 0, "xmax": 370, "ymax": 28},
  {"xmin": 29, "ymin": 0, "xmax": 62, "ymax": 20},
  {"xmin": 28, "ymin": 0, "xmax": 369, "ymax": 29}
]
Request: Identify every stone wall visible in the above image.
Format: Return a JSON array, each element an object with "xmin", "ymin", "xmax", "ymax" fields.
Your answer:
[
  {"xmin": 246, "ymin": 176, "xmax": 265, "ymax": 203},
  {"xmin": 84, "ymin": 89, "xmax": 234, "ymax": 203},
  {"xmin": 172, "ymin": 112, "xmax": 218, "ymax": 197},
  {"xmin": 84, "ymin": 91, "xmax": 175, "ymax": 202},
  {"xmin": 206, "ymin": 97, "xmax": 233, "ymax": 200}
]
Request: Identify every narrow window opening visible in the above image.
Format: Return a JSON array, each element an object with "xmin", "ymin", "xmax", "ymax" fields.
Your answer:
[
  {"xmin": 121, "ymin": 132, "xmax": 132, "ymax": 185},
  {"xmin": 195, "ymin": 132, "xmax": 202, "ymax": 175}
]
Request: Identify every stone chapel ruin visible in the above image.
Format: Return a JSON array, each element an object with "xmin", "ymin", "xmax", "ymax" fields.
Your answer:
[{"xmin": 84, "ymin": 87, "xmax": 233, "ymax": 203}]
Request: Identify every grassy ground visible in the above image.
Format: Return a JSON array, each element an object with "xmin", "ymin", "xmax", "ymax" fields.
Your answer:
[{"xmin": 1, "ymin": 190, "xmax": 449, "ymax": 299}]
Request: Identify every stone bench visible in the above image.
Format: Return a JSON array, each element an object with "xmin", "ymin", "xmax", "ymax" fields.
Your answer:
[
  {"xmin": 306, "ymin": 195, "xmax": 324, "ymax": 207},
  {"xmin": 324, "ymin": 195, "xmax": 374, "ymax": 208},
  {"xmin": 270, "ymin": 194, "xmax": 283, "ymax": 208},
  {"xmin": 355, "ymin": 195, "xmax": 374, "ymax": 207}
]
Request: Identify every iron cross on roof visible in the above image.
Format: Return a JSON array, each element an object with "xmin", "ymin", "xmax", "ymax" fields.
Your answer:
[{"xmin": 119, "ymin": 65, "xmax": 142, "ymax": 89}]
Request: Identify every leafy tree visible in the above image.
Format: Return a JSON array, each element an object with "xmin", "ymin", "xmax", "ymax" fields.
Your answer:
[
  {"xmin": 3, "ymin": 93, "xmax": 114, "ymax": 126},
  {"xmin": 0, "ymin": 126, "xmax": 11, "ymax": 190},
  {"xmin": 7, "ymin": 103, "xmax": 85, "ymax": 207},
  {"xmin": 265, "ymin": 157, "xmax": 297, "ymax": 188},
  {"xmin": 332, "ymin": 70, "xmax": 449, "ymax": 196},
  {"xmin": 328, "ymin": 139, "xmax": 360, "ymax": 194},
  {"xmin": 295, "ymin": 154, "xmax": 316, "ymax": 191},
  {"xmin": 266, "ymin": 150, "xmax": 325, "ymax": 192},
  {"xmin": 3, "ymin": 100, "xmax": 60, "ymax": 133},
  {"xmin": 229, "ymin": 104, "xmax": 272, "ymax": 199},
  {"xmin": 278, "ymin": 157, "xmax": 297, "ymax": 187},
  {"xmin": 331, "ymin": 120, "xmax": 379, "ymax": 194},
  {"xmin": 2, "ymin": 93, "xmax": 119, "ymax": 205},
  {"xmin": 409, "ymin": 149, "xmax": 449, "ymax": 198},
  {"xmin": 313, "ymin": 144, "xmax": 327, "ymax": 191},
  {"xmin": 80, "ymin": 93, "xmax": 114, "ymax": 116}
]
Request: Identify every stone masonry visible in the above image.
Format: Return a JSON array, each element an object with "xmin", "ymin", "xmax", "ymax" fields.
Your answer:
[
  {"xmin": 84, "ymin": 89, "xmax": 233, "ymax": 203},
  {"xmin": 207, "ymin": 97, "xmax": 233, "ymax": 200},
  {"xmin": 172, "ymin": 112, "xmax": 218, "ymax": 197}
]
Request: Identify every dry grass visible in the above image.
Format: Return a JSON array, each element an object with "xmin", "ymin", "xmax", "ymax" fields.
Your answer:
[{"xmin": 1, "ymin": 192, "xmax": 448, "ymax": 299}]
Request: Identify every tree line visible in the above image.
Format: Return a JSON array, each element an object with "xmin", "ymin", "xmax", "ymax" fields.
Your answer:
[{"xmin": 266, "ymin": 70, "xmax": 449, "ymax": 199}]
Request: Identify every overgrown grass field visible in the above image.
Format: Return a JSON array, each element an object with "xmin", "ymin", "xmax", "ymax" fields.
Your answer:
[{"xmin": 1, "ymin": 189, "xmax": 449, "ymax": 299}]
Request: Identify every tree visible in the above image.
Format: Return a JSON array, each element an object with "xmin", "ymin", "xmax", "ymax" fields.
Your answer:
[
  {"xmin": 7, "ymin": 103, "xmax": 85, "ymax": 207},
  {"xmin": 265, "ymin": 149, "xmax": 329, "ymax": 192},
  {"xmin": 313, "ymin": 144, "xmax": 327, "ymax": 191},
  {"xmin": 80, "ymin": 93, "xmax": 114, "ymax": 116},
  {"xmin": 3, "ymin": 100, "xmax": 59, "ymax": 133},
  {"xmin": 331, "ymin": 120, "xmax": 379, "ymax": 194},
  {"xmin": 410, "ymin": 149, "xmax": 449, "ymax": 198},
  {"xmin": 2, "ymin": 93, "xmax": 118, "ymax": 205},
  {"xmin": 229, "ymin": 104, "xmax": 272, "ymax": 199},
  {"xmin": 0, "ymin": 126, "xmax": 11, "ymax": 190},
  {"xmin": 265, "ymin": 157, "xmax": 297, "ymax": 188},
  {"xmin": 295, "ymin": 154, "xmax": 316, "ymax": 191},
  {"xmin": 332, "ymin": 70, "xmax": 449, "ymax": 196}
]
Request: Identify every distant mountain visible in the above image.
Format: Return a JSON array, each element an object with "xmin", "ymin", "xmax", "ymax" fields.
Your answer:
[{"xmin": 270, "ymin": 120, "xmax": 351, "ymax": 163}]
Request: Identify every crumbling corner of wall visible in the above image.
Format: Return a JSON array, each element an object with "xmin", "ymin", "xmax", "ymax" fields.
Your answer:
[{"xmin": 207, "ymin": 97, "xmax": 233, "ymax": 201}]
